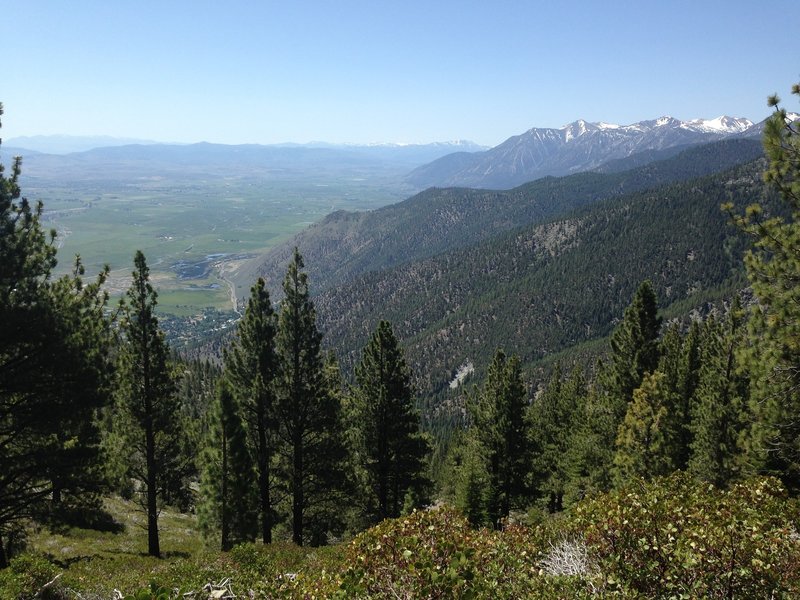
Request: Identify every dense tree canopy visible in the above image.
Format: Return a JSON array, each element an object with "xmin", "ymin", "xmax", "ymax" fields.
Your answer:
[{"xmin": 0, "ymin": 106, "xmax": 112, "ymax": 567}]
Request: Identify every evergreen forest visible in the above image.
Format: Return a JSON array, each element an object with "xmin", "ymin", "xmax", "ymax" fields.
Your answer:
[{"xmin": 3, "ymin": 85, "xmax": 800, "ymax": 598}]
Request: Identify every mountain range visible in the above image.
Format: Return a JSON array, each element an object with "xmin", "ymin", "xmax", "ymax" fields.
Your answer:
[
  {"xmin": 249, "ymin": 139, "xmax": 764, "ymax": 297},
  {"xmin": 406, "ymin": 116, "xmax": 760, "ymax": 189},
  {"xmin": 312, "ymin": 156, "xmax": 770, "ymax": 419},
  {"xmin": 0, "ymin": 138, "xmax": 487, "ymax": 184},
  {"xmin": 4, "ymin": 116, "xmax": 768, "ymax": 192}
]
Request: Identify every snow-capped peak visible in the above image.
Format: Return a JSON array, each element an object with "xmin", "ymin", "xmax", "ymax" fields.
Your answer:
[
  {"xmin": 562, "ymin": 119, "xmax": 596, "ymax": 142},
  {"xmin": 685, "ymin": 116, "xmax": 753, "ymax": 134}
]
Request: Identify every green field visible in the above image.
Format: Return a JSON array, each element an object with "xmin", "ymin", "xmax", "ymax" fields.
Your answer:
[{"xmin": 26, "ymin": 176, "xmax": 407, "ymax": 315}]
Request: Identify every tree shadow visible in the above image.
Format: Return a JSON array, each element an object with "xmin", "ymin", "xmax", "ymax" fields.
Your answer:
[{"xmin": 41, "ymin": 502, "xmax": 126, "ymax": 534}]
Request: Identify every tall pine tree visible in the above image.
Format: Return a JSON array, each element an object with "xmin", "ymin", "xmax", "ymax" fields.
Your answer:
[
  {"xmin": 223, "ymin": 278, "xmax": 279, "ymax": 544},
  {"xmin": 568, "ymin": 282, "xmax": 662, "ymax": 494},
  {"xmin": 727, "ymin": 82, "xmax": 800, "ymax": 490},
  {"xmin": 601, "ymin": 280, "xmax": 662, "ymax": 410},
  {"xmin": 529, "ymin": 365, "xmax": 584, "ymax": 513},
  {"xmin": 689, "ymin": 301, "xmax": 748, "ymax": 487},
  {"xmin": 467, "ymin": 349, "xmax": 529, "ymax": 527},
  {"xmin": 275, "ymin": 249, "xmax": 348, "ymax": 545},
  {"xmin": 113, "ymin": 251, "xmax": 182, "ymax": 557},
  {"xmin": 656, "ymin": 321, "xmax": 702, "ymax": 470},
  {"xmin": 350, "ymin": 320, "xmax": 430, "ymax": 523},
  {"xmin": 197, "ymin": 381, "xmax": 257, "ymax": 550},
  {"xmin": 0, "ymin": 107, "xmax": 112, "ymax": 566}
]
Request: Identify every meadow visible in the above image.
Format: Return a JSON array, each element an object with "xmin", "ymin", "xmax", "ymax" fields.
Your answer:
[{"xmin": 25, "ymin": 174, "xmax": 408, "ymax": 315}]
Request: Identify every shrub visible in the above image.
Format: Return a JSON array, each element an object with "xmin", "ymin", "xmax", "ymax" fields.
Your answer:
[
  {"xmin": 0, "ymin": 554, "xmax": 61, "ymax": 600},
  {"xmin": 568, "ymin": 473, "xmax": 800, "ymax": 597},
  {"xmin": 336, "ymin": 507, "xmax": 592, "ymax": 599}
]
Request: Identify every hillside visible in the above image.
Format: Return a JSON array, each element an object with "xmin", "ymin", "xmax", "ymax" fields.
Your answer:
[
  {"xmin": 250, "ymin": 139, "xmax": 763, "ymax": 296},
  {"xmin": 312, "ymin": 159, "xmax": 769, "ymax": 403}
]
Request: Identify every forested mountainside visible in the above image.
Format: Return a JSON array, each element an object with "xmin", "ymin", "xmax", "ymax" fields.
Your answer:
[
  {"xmin": 313, "ymin": 159, "xmax": 770, "ymax": 399},
  {"xmin": 254, "ymin": 139, "xmax": 763, "ymax": 296}
]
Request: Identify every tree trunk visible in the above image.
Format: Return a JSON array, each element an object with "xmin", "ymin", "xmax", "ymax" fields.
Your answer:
[
  {"xmin": 378, "ymin": 463, "xmax": 388, "ymax": 521},
  {"xmin": 221, "ymin": 429, "xmax": 230, "ymax": 551},
  {"xmin": 145, "ymin": 413, "xmax": 160, "ymax": 558},
  {"xmin": 292, "ymin": 432, "xmax": 304, "ymax": 546},
  {"xmin": 52, "ymin": 483, "xmax": 62, "ymax": 505},
  {"xmin": 0, "ymin": 532, "xmax": 7, "ymax": 569},
  {"xmin": 258, "ymin": 412, "xmax": 272, "ymax": 544}
]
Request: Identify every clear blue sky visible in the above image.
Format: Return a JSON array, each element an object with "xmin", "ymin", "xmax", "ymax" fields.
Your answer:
[{"xmin": 2, "ymin": 0, "xmax": 798, "ymax": 147}]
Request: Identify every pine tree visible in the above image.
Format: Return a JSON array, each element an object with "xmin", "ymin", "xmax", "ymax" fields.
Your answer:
[
  {"xmin": 568, "ymin": 283, "xmax": 662, "ymax": 495},
  {"xmin": 688, "ymin": 301, "xmax": 748, "ymax": 487},
  {"xmin": 529, "ymin": 365, "xmax": 584, "ymax": 513},
  {"xmin": 467, "ymin": 349, "xmax": 529, "ymax": 527},
  {"xmin": 40, "ymin": 258, "xmax": 113, "ymax": 508},
  {"xmin": 350, "ymin": 320, "xmax": 430, "ymax": 523},
  {"xmin": 726, "ymin": 82, "xmax": 800, "ymax": 490},
  {"xmin": 602, "ymin": 280, "xmax": 662, "ymax": 411},
  {"xmin": 113, "ymin": 251, "xmax": 182, "ymax": 557},
  {"xmin": 563, "ymin": 374, "xmax": 615, "ymax": 498},
  {"xmin": 454, "ymin": 435, "xmax": 489, "ymax": 527},
  {"xmin": 223, "ymin": 278, "xmax": 278, "ymax": 544},
  {"xmin": 275, "ymin": 248, "xmax": 348, "ymax": 545},
  {"xmin": 197, "ymin": 381, "xmax": 257, "ymax": 550},
  {"xmin": 657, "ymin": 321, "xmax": 702, "ymax": 470},
  {"xmin": 613, "ymin": 371, "xmax": 676, "ymax": 484}
]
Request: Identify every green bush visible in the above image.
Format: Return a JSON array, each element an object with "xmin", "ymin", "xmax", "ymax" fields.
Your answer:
[
  {"xmin": 0, "ymin": 554, "xmax": 61, "ymax": 600},
  {"xmin": 337, "ymin": 506, "xmax": 592, "ymax": 599},
  {"xmin": 568, "ymin": 474, "xmax": 800, "ymax": 598}
]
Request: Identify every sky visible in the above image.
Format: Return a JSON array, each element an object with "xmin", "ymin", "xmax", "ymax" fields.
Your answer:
[{"xmin": 2, "ymin": 0, "xmax": 798, "ymax": 147}]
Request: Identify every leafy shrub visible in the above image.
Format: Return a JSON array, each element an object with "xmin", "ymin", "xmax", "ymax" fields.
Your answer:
[
  {"xmin": 0, "ymin": 554, "xmax": 61, "ymax": 600},
  {"xmin": 228, "ymin": 542, "xmax": 341, "ymax": 597},
  {"xmin": 121, "ymin": 582, "xmax": 186, "ymax": 600},
  {"xmin": 337, "ymin": 506, "xmax": 592, "ymax": 599},
  {"xmin": 568, "ymin": 473, "xmax": 800, "ymax": 598}
]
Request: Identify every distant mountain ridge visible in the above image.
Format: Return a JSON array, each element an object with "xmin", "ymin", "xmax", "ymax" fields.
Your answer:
[
  {"xmin": 3, "ymin": 134, "xmax": 162, "ymax": 154},
  {"xmin": 4, "ymin": 136, "xmax": 486, "ymax": 167},
  {"xmin": 406, "ymin": 115, "xmax": 760, "ymax": 189},
  {"xmin": 2, "ymin": 139, "xmax": 487, "ymax": 184},
  {"xmin": 250, "ymin": 139, "xmax": 764, "ymax": 296}
]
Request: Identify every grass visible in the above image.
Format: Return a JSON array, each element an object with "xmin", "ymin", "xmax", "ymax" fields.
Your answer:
[
  {"xmin": 23, "ymin": 497, "xmax": 206, "ymax": 596},
  {"xmin": 14, "ymin": 496, "xmax": 344, "ymax": 598}
]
